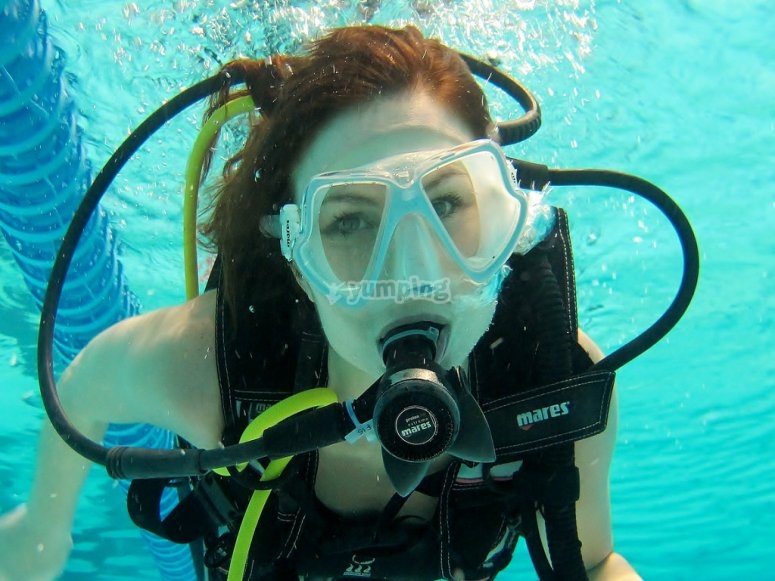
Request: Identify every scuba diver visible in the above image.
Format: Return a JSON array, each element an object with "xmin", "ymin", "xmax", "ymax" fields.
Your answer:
[{"xmin": 0, "ymin": 23, "xmax": 700, "ymax": 581}]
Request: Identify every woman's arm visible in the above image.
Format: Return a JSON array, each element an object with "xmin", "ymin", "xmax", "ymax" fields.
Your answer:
[
  {"xmin": 0, "ymin": 365, "xmax": 106, "ymax": 580},
  {"xmin": 574, "ymin": 330, "xmax": 642, "ymax": 580},
  {"xmin": 0, "ymin": 294, "xmax": 220, "ymax": 581},
  {"xmin": 0, "ymin": 321, "xmax": 130, "ymax": 580}
]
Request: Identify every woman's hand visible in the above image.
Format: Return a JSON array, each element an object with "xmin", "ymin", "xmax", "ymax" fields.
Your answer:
[{"xmin": 0, "ymin": 504, "xmax": 72, "ymax": 581}]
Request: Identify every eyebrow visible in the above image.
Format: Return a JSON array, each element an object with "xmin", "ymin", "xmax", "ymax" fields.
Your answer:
[
  {"xmin": 321, "ymin": 189, "xmax": 384, "ymax": 206},
  {"xmin": 422, "ymin": 164, "xmax": 471, "ymax": 190}
]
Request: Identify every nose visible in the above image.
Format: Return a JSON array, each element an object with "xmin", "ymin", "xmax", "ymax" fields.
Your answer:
[{"xmin": 384, "ymin": 215, "xmax": 448, "ymax": 289}]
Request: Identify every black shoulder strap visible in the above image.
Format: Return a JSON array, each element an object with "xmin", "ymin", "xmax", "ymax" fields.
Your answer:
[
  {"xmin": 212, "ymin": 261, "xmax": 327, "ymax": 443},
  {"xmin": 472, "ymin": 208, "xmax": 615, "ymax": 580},
  {"xmin": 473, "ymin": 209, "xmax": 580, "ymax": 400},
  {"xmin": 472, "ymin": 208, "xmax": 615, "ymax": 460}
]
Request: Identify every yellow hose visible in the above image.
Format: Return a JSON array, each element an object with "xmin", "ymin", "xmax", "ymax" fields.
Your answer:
[
  {"xmin": 222, "ymin": 388, "xmax": 339, "ymax": 581},
  {"xmin": 182, "ymin": 95, "xmax": 334, "ymax": 578},
  {"xmin": 183, "ymin": 95, "xmax": 256, "ymax": 300}
]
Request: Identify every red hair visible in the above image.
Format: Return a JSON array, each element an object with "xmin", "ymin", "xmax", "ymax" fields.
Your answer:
[{"xmin": 200, "ymin": 25, "xmax": 493, "ymax": 317}]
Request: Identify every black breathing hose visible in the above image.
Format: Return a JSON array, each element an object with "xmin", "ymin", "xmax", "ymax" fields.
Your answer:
[
  {"xmin": 36, "ymin": 55, "xmax": 544, "ymax": 476},
  {"xmin": 36, "ymin": 71, "xmax": 238, "ymax": 469},
  {"xmin": 548, "ymin": 168, "xmax": 700, "ymax": 371},
  {"xmin": 459, "ymin": 52, "xmax": 542, "ymax": 144},
  {"xmin": 521, "ymin": 250, "xmax": 588, "ymax": 580},
  {"xmin": 512, "ymin": 161, "xmax": 700, "ymax": 373}
]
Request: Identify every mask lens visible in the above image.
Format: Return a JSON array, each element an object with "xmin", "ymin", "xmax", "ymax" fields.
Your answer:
[
  {"xmin": 420, "ymin": 159, "xmax": 481, "ymax": 260},
  {"xmin": 420, "ymin": 149, "xmax": 524, "ymax": 273},
  {"xmin": 316, "ymin": 182, "xmax": 388, "ymax": 282}
]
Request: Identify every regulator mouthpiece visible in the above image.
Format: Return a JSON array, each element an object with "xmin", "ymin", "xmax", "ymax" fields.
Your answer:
[
  {"xmin": 376, "ymin": 323, "xmax": 459, "ymax": 462},
  {"xmin": 374, "ymin": 323, "xmax": 495, "ymax": 496}
]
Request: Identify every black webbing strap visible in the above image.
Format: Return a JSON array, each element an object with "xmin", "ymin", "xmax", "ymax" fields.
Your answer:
[
  {"xmin": 482, "ymin": 370, "xmax": 615, "ymax": 458},
  {"xmin": 127, "ymin": 474, "xmax": 238, "ymax": 544}
]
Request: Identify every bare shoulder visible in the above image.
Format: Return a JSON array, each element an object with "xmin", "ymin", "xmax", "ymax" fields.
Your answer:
[
  {"xmin": 63, "ymin": 291, "xmax": 223, "ymax": 447},
  {"xmin": 577, "ymin": 328, "xmax": 605, "ymax": 363},
  {"xmin": 574, "ymin": 332, "xmax": 641, "ymax": 575},
  {"xmin": 574, "ymin": 328, "xmax": 619, "ymax": 568}
]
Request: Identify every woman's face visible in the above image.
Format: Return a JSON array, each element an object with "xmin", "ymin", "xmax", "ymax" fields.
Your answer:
[{"xmin": 292, "ymin": 91, "xmax": 500, "ymax": 380}]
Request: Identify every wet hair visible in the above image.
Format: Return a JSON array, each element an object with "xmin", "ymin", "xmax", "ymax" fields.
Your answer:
[{"xmin": 200, "ymin": 25, "xmax": 493, "ymax": 318}]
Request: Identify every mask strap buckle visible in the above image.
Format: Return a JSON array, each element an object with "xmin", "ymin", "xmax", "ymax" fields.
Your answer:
[{"xmin": 261, "ymin": 205, "xmax": 301, "ymax": 261}]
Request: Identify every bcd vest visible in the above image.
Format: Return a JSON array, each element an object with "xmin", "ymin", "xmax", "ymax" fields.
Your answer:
[{"xmin": 127, "ymin": 209, "xmax": 615, "ymax": 580}]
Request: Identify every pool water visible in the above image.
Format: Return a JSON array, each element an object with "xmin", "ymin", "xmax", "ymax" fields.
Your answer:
[{"xmin": 1, "ymin": 0, "xmax": 773, "ymax": 579}]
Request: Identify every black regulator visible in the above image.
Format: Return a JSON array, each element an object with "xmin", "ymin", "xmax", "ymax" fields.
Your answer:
[
  {"xmin": 375, "ymin": 324, "xmax": 458, "ymax": 461},
  {"xmin": 372, "ymin": 323, "xmax": 495, "ymax": 495}
]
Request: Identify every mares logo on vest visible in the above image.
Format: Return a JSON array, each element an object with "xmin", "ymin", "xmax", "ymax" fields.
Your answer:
[{"xmin": 517, "ymin": 401, "xmax": 571, "ymax": 431}]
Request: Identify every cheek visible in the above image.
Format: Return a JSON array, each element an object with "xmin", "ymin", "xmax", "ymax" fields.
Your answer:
[
  {"xmin": 291, "ymin": 266, "xmax": 315, "ymax": 303},
  {"xmin": 323, "ymin": 241, "xmax": 376, "ymax": 283},
  {"xmin": 310, "ymin": 291, "xmax": 386, "ymax": 375},
  {"xmin": 438, "ymin": 300, "xmax": 497, "ymax": 369},
  {"xmin": 313, "ymin": 290, "xmax": 370, "ymax": 344}
]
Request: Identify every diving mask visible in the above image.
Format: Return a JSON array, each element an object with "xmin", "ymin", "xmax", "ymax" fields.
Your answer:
[{"xmin": 265, "ymin": 139, "xmax": 540, "ymax": 306}]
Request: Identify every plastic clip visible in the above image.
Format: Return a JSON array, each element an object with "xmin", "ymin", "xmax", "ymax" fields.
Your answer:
[{"xmin": 344, "ymin": 399, "xmax": 377, "ymax": 444}]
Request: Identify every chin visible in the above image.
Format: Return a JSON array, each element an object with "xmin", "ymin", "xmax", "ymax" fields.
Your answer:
[
  {"xmin": 321, "ymin": 300, "xmax": 497, "ymax": 379},
  {"xmin": 437, "ymin": 301, "xmax": 497, "ymax": 370},
  {"xmin": 312, "ymin": 270, "xmax": 506, "ymax": 378}
]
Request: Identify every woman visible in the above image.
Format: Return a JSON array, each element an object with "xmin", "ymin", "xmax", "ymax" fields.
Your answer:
[{"xmin": 0, "ymin": 25, "xmax": 640, "ymax": 580}]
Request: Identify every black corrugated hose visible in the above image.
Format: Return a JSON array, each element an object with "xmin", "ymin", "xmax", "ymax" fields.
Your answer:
[{"xmin": 521, "ymin": 248, "xmax": 588, "ymax": 580}]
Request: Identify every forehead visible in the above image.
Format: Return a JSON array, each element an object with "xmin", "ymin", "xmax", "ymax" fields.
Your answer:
[{"xmin": 292, "ymin": 91, "xmax": 475, "ymax": 199}]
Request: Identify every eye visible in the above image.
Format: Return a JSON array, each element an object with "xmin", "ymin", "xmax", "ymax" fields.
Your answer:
[
  {"xmin": 322, "ymin": 212, "xmax": 377, "ymax": 238},
  {"xmin": 318, "ymin": 183, "xmax": 386, "ymax": 239},
  {"xmin": 423, "ymin": 164, "xmax": 476, "ymax": 221},
  {"xmin": 431, "ymin": 194, "xmax": 465, "ymax": 219}
]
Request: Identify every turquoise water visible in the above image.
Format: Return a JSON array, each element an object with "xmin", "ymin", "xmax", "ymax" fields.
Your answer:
[{"xmin": 1, "ymin": 0, "xmax": 773, "ymax": 579}]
